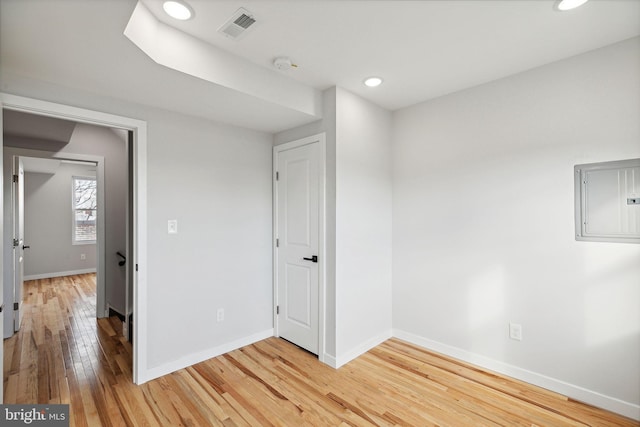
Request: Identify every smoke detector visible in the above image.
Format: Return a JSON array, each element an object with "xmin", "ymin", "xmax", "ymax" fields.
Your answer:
[
  {"xmin": 273, "ymin": 57, "xmax": 298, "ymax": 71},
  {"xmin": 218, "ymin": 8, "xmax": 256, "ymax": 40}
]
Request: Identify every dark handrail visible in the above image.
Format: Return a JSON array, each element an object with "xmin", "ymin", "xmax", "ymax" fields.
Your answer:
[{"xmin": 116, "ymin": 251, "xmax": 126, "ymax": 266}]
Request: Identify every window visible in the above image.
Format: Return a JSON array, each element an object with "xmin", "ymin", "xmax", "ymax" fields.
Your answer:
[{"xmin": 73, "ymin": 176, "xmax": 97, "ymax": 244}]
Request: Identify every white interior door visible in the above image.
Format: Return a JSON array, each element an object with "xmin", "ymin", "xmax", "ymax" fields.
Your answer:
[
  {"xmin": 12, "ymin": 156, "xmax": 25, "ymax": 332},
  {"xmin": 276, "ymin": 141, "xmax": 319, "ymax": 354}
]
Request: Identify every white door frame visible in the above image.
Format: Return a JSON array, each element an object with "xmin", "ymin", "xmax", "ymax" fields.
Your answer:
[
  {"xmin": 12, "ymin": 156, "xmax": 25, "ymax": 332},
  {"xmin": 0, "ymin": 93, "xmax": 148, "ymax": 384},
  {"xmin": 273, "ymin": 133, "xmax": 326, "ymax": 363}
]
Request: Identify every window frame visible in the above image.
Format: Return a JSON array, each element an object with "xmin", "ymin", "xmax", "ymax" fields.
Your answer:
[{"xmin": 72, "ymin": 175, "xmax": 98, "ymax": 245}]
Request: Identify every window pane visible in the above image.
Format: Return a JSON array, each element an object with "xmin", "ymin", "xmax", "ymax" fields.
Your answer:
[
  {"xmin": 74, "ymin": 178, "xmax": 97, "ymax": 210},
  {"xmin": 73, "ymin": 177, "xmax": 97, "ymax": 242},
  {"xmin": 75, "ymin": 210, "xmax": 97, "ymax": 241}
]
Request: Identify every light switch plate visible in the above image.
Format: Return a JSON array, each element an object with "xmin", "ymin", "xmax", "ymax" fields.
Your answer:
[{"xmin": 168, "ymin": 219, "xmax": 178, "ymax": 234}]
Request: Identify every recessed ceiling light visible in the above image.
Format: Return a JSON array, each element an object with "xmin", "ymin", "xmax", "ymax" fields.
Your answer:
[
  {"xmin": 364, "ymin": 77, "xmax": 383, "ymax": 87},
  {"xmin": 163, "ymin": 1, "xmax": 194, "ymax": 20},
  {"xmin": 557, "ymin": 0, "xmax": 589, "ymax": 11}
]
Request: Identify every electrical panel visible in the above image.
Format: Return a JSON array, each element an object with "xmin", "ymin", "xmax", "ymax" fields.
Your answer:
[{"xmin": 575, "ymin": 158, "xmax": 640, "ymax": 243}]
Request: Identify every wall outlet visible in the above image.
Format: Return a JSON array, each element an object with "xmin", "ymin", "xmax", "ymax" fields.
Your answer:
[
  {"xmin": 168, "ymin": 219, "xmax": 178, "ymax": 234},
  {"xmin": 80, "ymin": 253, "xmax": 86, "ymax": 260},
  {"xmin": 509, "ymin": 323, "xmax": 522, "ymax": 341},
  {"xmin": 217, "ymin": 308, "xmax": 224, "ymax": 322}
]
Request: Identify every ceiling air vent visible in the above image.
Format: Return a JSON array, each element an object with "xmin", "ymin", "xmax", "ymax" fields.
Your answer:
[{"xmin": 218, "ymin": 8, "xmax": 256, "ymax": 40}]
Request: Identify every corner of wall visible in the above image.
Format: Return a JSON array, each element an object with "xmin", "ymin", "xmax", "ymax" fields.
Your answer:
[{"xmin": 335, "ymin": 330, "xmax": 393, "ymax": 369}]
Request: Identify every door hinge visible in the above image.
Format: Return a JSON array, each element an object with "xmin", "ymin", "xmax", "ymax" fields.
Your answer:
[
  {"xmin": 0, "ymin": 304, "xmax": 4, "ymax": 313},
  {"xmin": 12, "ymin": 174, "xmax": 18, "ymax": 183},
  {"xmin": 13, "ymin": 238, "xmax": 19, "ymax": 248},
  {"xmin": 276, "ymin": 238, "xmax": 279, "ymax": 248},
  {"xmin": 14, "ymin": 302, "xmax": 19, "ymax": 311},
  {"xmin": 276, "ymin": 171, "xmax": 279, "ymax": 181},
  {"xmin": 136, "ymin": 264, "xmax": 138, "ymax": 272},
  {"xmin": 276, "ymin": 305, "xmax": 279, "ymax": 315}
]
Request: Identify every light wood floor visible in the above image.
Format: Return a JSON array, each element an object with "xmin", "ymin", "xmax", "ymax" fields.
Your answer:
[{"xmin": 3, "ymin": 274, "xmax": 637, "ymax": 426}]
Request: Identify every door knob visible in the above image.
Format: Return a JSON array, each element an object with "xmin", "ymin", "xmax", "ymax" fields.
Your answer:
[
  {"xmin": 303, "ymin": 255, "xmax": 318, "ymax": 263},
  {"xmin": 22, "ymin": 245, "xmax": 30, "ymax": 250}
]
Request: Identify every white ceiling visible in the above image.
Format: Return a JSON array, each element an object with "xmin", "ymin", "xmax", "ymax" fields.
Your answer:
[
  {"xmin": 3, "ymin": 110, "xmax": 77, "ymax": 143},
  {"xmin": 141, "ymin": 0, "xmax": 640, "ymax": 111},
  {"xmin": 1, "ymin": 0, "xmax": 639, "ymax": 134}
]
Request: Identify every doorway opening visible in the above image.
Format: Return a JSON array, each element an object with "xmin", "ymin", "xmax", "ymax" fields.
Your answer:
[
  {"xmin": 12, "ymin": 156, "xmax": 101, "ymax": 335},
  {"xmin": 4, "ymin": 129, "xmax": 128, "ymax": 332},
  {"xmin": 0, "ymin": 93, "xmax": 148, "ymax": 385}
]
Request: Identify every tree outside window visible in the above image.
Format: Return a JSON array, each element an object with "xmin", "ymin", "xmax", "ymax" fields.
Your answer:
[{"xmin": 73, "ymin": 176, "xmax": 97, "ymax": 244}]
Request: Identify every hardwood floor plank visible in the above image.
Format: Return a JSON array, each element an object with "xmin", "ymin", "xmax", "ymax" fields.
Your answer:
[
  {"xmin": 353, "ymin": 352, "xmax": 538, "ymax": 426},
  {"xmin": 4, "ymin": 274, "xmax": 638, "ymax": 426},
  {"xmin": 4, "ymin": 373, "xmax": 19, "ymax": 404},
  {"xmin": 173, "ymin": 369, "xmax": 228, "ymax": 427},
  {"xmin": 112, "ymin": 381, "xmax": 159, "ymax": 427},
  {"xmin": 365, "ymin": 346, "xmax": 579, "ymax": 426},
  {"xmin": 188, "ymin": 365, "xmax": 255, "ymax": 427},
  {"xmin": 236, "ymin": 346, "xmax": 345, "ymax": 426}
]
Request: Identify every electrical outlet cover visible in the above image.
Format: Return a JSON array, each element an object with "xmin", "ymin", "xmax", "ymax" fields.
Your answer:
[{"xmin": 509, "ymin": 323, "xmax": 522, "ymax": 341}]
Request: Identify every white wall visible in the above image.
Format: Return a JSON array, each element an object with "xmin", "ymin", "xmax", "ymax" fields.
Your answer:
[
  {"xmin": 24, "ymin": 163, "xmax": 97, "ymax": 277},
  {"xmin": 145, "ymin": 109, "xmax": 273, "ymax": 369},
  {"xmin": 334, "ymin": 88, "xmax": 393, "ymax": 363},
  {"xmin": 0, "ymin": 76, "xmax": 274, "ymax": 375},
  {"xmin": 392, "ymin": 37, "xmax": 640, "ymax": 416},
  {"xmin": 70, "ymin": 125, "xmax": 127, "ymax": 315}
]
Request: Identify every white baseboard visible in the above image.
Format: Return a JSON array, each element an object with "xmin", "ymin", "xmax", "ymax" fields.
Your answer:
[
  {"xmin": 142, "ymin": 328, "xmax": 274, "ymax": 382},
  {"xmin": 322, "ymin": 353, "xmax": 338, "ymax": 369},
  {"xmin": 24, "ymin": 269, "xmax": 97, "ymax": 281},
  {"xmin": 393, "ymin": 329, "xmax": 640, "ymax": 421},
  {"xmin": 333, "ymin": 329, "xmax": 393, "ymax": 369}
]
